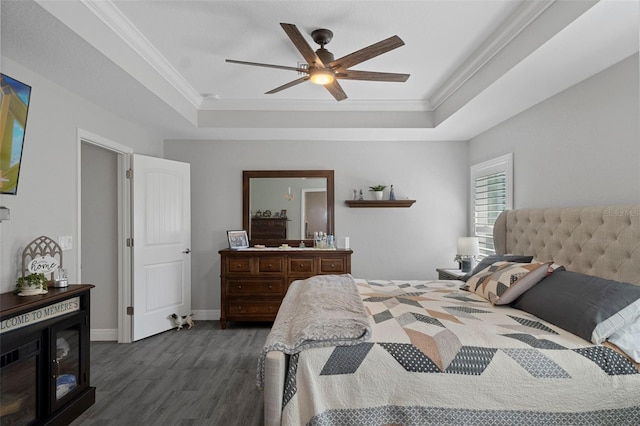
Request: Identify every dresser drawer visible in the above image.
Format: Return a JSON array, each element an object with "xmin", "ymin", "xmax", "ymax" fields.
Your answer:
[
  {"xmin": 288, "ymin": 258, "xmax": 315, "ymax": 275},
  {"xmin": 226, "ymin": 257, "xmax": 253, "ymax": 274},
  {"xmin": 258, "ymin": 257, "xmax": 284, "ymax": 273},
  {"xmin": 227, "ymin": 299, "xmax": 280, "ymax": 315},
  {"xmin": 226, "ymin": 279, "xmax": 284, "ymax": 296},
  {"xmin": 319, "ymin": 257, "xmax": 347, "ymax": 274}
]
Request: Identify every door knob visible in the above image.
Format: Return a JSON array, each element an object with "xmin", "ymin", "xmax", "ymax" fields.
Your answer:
[{"xmin": 182, "ymin": 248, "xmax": 192, "ymax": 254}]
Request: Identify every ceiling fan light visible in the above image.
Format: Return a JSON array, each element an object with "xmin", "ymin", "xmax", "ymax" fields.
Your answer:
[{"xmin": 310, "ymin": 69, "xmax": 335, "ymax": 85}]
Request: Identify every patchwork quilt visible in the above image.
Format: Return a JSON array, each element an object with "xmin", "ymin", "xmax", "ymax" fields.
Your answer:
[{"xmin": 277, "ymin": 279, "xmax": 640, "ymax": 426}]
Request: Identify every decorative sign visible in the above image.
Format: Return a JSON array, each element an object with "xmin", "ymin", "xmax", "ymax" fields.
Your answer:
[
  {"xmin": 27, "ymin": 255, "xmax": 59, "ymax": 274},
  {"xmin": 0, "ymin": 297, "xmax": 80, "ymax": 334}
]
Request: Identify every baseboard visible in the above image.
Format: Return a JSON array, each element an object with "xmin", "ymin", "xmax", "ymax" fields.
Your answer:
[
  {"xmin": 91, "ymin": 328, "xmax": 118, "ymax": 341},
  {"xmin": 89, "ymin": 310, "xmax": 220, "ymax": 341},
  {"xmin": 192, "ymin": 309, "xmax": 220, "ymax": 321}
]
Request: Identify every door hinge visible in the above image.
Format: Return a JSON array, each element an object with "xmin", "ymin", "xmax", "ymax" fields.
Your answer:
[
  {"xmin": 126, "ymin": 238, "xmax": 133, "ymax": 247},
  {"xmin": 126, "ymin": 169, "xmax": 133, "ymax": 179},
  {"xmin": 127, "ymin": 306, "xmax": 134, "ymax": 316}
]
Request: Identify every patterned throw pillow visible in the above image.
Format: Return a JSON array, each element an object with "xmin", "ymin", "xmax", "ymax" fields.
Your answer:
[
  {"xmin": 465, "ymin": 261, "xmax": 550, "ymax": 305},
  {"xmin": 461, "ymin": 254, "xmax": 534, "ymax": 281}
]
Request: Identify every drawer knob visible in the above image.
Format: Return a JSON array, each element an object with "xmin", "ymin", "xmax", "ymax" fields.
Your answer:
[
  {"xmin": 237, "ymin": 285, "xmax": 242, "ymax": 289},
  {"xmin": 330, "ymin": 264, "xmax": 335, "ymax": 268},
  {"xmin": 268, "ymin": 264, "xmax": 272, "ymax": 268},
  {"xmin": 237, "ymin": 306, "xmax": 242, "ymax": 310},
  {"xmin": 268, "ymin": 285, "xmax": 272, "ymax": 289}
]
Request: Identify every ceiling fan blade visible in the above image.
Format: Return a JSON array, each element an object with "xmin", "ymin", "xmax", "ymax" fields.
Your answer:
[
  {"xmin": 336, "ymin": 70, "xmax": 410, "ymax": 82},
  {"xmin": 324, "ymin": 80, "xmax": 348, "ymax": 101},
  {"xmin": 226, "ymin": 59, "xmax": 308, "ymax": 73},
  {"xmin": 265, "ymin": 76, "xmax": 310, "ymax": 94},
  {"xmin": 280, "ymin": 23, "xmax": 325, "ymax": 68},
  {"xmin": 329, "ymin": 35, "xmax": 405, "ymax": 71}
]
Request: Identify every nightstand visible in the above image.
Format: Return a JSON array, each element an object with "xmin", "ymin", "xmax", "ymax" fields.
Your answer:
[{"xmin": 436, "ymin": 268, "xmax": 467, "ymax": 280}]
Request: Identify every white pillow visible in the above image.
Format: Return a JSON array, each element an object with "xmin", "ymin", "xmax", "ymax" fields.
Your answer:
[
  {"xmin": 608, "ymin": 318, "xmax": 640, "ymax": 363},
  {"xmin": 593, "ymin": 298, "xmax": 640, "ymax": 344},
  {"xmin": 597, "ymin": 293, "xmax": 640, "ymax": 363}
]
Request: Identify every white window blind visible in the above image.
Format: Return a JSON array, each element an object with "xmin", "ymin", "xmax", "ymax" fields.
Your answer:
[{"xmin": 470, "ymin": 154, "xmax": 513, "ymax": 258}]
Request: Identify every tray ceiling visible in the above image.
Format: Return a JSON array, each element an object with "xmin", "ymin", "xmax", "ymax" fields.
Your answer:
[{"xmin": 1, "ymin": 0, "xmax": 638, "ymax": 141}]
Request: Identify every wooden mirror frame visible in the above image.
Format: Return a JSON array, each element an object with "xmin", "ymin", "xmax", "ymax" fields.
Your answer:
[{"xmin": 243, "ymin": 170, "xmax": 335, "ymax": 247}]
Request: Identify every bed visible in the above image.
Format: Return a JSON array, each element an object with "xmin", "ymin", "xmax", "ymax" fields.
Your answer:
[{"xmin": 261, "ymin": 205, "xmax": 640, "ymax": 425}]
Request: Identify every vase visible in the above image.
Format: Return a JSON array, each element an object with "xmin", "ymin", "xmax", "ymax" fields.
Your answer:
[{"xmin": 374, "ymin": 191, "xmax": 384, "ymax": 200}]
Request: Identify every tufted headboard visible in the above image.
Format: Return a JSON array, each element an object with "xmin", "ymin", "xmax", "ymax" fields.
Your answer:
[{"xmin": 493, "ymin": 205, "xmax": 640, "ymax": 285}]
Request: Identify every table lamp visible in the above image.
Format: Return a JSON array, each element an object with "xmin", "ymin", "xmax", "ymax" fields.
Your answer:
[{"xmin": 457, "ymin": 237, "xmax": 480, "ymax": 272}]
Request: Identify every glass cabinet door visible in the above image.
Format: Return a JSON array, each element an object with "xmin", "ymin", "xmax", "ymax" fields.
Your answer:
[{"xmin": 50, "ymin": 312, "xmax": 86, "ymax": 411}]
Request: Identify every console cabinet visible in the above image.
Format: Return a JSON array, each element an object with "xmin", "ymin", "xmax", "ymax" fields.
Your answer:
[
  {"xmin": 0, "ymin": 285, "xmax": 95, "ymax": 426},
  {"xmin": 219, "ymin": 249, "xmax": 352, "ymax": 328}
]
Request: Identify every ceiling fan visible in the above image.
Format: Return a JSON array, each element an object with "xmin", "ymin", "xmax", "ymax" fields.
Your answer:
[{"xmin": 226, "ymin": 23, "xmax": 410, "ymax": 101}]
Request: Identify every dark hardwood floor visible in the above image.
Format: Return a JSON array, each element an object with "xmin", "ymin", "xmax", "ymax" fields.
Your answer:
[{"xmin": 71, "ymin": 321, "xmax": 271, "ymax": 425}]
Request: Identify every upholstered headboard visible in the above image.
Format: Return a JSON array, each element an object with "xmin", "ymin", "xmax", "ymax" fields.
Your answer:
[{"xmin": 493, "ymin": 205, "xmax": 640, "ymax": 285}]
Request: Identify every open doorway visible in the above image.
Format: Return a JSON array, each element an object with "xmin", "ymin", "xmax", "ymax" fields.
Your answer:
[
  {"xmin": 78, "ymin": 131, "xmax": 191, "ymax": 343},
  {"xmin": 300, "ymin": 188, "xmax": 327, "ymax": 238},
  {"xmin": 81, "ymin": 142, "xmax": 118, "ymax": 340},
  {"xmin": 77, "ymin": 129, "xmax": 132, "ymax": 343}
]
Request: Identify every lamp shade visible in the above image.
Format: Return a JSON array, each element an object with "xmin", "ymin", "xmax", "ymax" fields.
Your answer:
[{"xmin": 457, "ymin": 237, "xmax": 480, "ymax": 256}]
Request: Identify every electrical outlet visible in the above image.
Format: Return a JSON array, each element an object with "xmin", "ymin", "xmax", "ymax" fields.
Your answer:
[{"xmin": 58, "ymin": 236, "xmax": 73, "ymax": 251}]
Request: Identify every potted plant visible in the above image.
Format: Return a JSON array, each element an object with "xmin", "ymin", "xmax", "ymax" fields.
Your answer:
[
  {"xmin": 369, "ymin": 185, "xmax": 387, "ymax": 200},
  {"xmin": 15, "ymin": 273, "xmax": 48, "ymax": 296}
]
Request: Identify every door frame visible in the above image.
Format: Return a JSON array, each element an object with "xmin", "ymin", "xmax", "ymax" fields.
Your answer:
[
  {"xmin": 300, "ymin": 188, "xmax": 327, "ymax": 238},
  {"xmin": 76, "ymin": 129, "xmax": 133, "ymax": 343}
]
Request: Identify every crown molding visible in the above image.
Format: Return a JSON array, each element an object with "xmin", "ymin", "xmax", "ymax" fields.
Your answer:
[
  {"xmin": 80, "ymin": 0, "xmax": 431, "ymax": 115},
  {"xmin": 428, "ymin": 0, "xmax": 555, "ymax": 109},
  {"xmin": 80, "ymin": 0, "xmax": 202, "ymax": 109},
  {"xmin": 77, "ymin": 0, "xmax": 553, "ymax": 117},
  {"xmin": 199, "ymin": 98, "xmax": 432, "ymax": 112}
]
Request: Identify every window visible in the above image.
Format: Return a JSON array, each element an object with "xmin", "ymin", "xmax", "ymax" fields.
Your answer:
[{"xmin": 470, "ymin": 153, "xmax": 513, "ymax": 258}]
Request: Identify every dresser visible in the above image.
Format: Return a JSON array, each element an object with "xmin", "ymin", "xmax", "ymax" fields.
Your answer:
[
  {"xmin": 219, "ymin": 248, "xmax": 352, "ymax": 328},
  {"xmin": 250, "ymin": 217, "xmax": 288, "ymax": 239}
]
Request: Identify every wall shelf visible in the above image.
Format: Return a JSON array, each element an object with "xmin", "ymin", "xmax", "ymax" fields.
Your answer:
[{"xmin": 345, "ymin": 200, "xmax": 416, "ymax": 208}]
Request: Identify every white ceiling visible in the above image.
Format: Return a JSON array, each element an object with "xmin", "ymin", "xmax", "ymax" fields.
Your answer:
[{"xmin": 1, "ymin": 0, "xmax": 638, "ymax": 141}]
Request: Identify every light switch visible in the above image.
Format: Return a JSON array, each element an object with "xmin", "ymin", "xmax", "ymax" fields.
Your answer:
[{"xmin": 58, "ymin": 236, "xmax": 73, "ymax": 251}]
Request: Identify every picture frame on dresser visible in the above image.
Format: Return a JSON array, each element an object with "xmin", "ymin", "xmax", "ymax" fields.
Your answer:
[{"xmin": 227, "ymin": 230, "xmax": 249, "ymax": 249}]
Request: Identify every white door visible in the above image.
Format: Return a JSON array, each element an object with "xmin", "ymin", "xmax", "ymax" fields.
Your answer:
[{"xmin": 132, "ymin": 154, "xmax": 191, "ymax": 341}]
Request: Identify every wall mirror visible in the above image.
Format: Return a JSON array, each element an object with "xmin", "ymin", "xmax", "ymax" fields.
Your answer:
[{"xmin": 243, "ymin": 170, "xmax": 335, "ymax": 246}]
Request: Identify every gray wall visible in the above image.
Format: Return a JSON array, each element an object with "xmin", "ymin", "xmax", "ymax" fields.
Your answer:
[
  {"xmin": 0, "ymin": 58, "xmax": 164, "ymax": 293},
  {"xmin": 164, "ymin": 139, "xmax": 469, "ymax": 313},
  {"xmin": 1, "ymin": 52, "xmax": 637, "ymax": 328},
  {"xmin": 469, "ymin": 54, "xmax": 639, "ymax": 208},
  {"xmin": 165, "ymin": 54, "xmax": 639, "ymax": 316}
]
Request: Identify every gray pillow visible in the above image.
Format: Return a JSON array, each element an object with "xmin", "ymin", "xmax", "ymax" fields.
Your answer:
[
  {"xmin": 511, "ymin": 270, "xmax": 640, "ymax": 343},
  {"xmin": 462, "ymin": 254, "xmax": 533, "ymax": 281}
]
